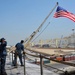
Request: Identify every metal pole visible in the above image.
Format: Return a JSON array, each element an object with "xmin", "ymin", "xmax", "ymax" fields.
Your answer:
[
  {"xmin": 40, "ymin": 54, "xmax": 43, "ymax": 75},
  {"xmin": 72, "ymin": 29, "xmax": 75, "ymax": 50},
  {"xmin": 12, "ymin": 51, "xmax": 14, "ymax": 65},
  {"xmin": 24, "ymin": 2, "xmax": 58, "ymax": 48},
  {"xmin": 23, "ymin": 52, "xmax": 26, "ymax": 75}
]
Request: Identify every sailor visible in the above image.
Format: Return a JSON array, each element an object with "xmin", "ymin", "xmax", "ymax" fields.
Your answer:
[
  {"xmin": 13, "ymin": 40, "xmax": 24, "ymax": 66},
  {"xmin": 0, "ymin": 38, "xmax": 7, "ymax": 75}
]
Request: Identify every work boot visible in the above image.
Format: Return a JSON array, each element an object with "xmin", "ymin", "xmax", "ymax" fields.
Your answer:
[
  {"xmin": 20, "ymin": 64, "xmax": 24, "ymax": 66},
  {"xmin": 0, "ymin": 72, "xmax": 1, "ymax": 75},
  {"xmin": 12, "ymin": 65, "xmax": 17, "ymax": 68},
  {"xmin": 2, "ymin": 71, "xmax": 7, "ymax": 75}
]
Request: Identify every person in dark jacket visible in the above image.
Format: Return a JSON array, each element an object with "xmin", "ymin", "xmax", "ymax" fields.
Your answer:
[
  {"xmin": 0, "ymin": 38, "xmax": 7, "ymax": 75},
  {"xmin": 14, "ymin": 40, "xmax": 24, "ymax": 66}
]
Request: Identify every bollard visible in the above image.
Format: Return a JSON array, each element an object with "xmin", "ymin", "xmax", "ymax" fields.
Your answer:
[{"xmin": 40, "ymin": 54, "xmax": 43, "ymax": 75}]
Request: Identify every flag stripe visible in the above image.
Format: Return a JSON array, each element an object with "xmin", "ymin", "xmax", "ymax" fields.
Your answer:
[
  {"xmin": 54, "ymin": 11, "xmax": 75, "ymax": 22},
  {"xmin": 54, "ymin": 6, "xmax": 75, "ymax": 22}
]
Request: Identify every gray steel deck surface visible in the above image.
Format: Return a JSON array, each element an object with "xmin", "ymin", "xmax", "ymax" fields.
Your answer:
[{"xmin": 5, "ymin": 53, "xmax": 58, "ymax": 75}]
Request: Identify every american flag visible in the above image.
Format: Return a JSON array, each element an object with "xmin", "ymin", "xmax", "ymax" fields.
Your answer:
[{"xmin": 54, "ymin": 6, "xmax": 75, "ymax": 22}]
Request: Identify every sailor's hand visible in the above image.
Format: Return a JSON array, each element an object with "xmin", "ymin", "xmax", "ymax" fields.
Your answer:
[{"xmin": 23, "ymin": 51, "xmax": 25, "ymax": 54}]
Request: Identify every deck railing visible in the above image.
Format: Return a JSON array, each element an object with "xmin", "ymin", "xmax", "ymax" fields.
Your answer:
[{"xmin": 10, "ymin": 48, "xmax": 75, "ymax": 75}]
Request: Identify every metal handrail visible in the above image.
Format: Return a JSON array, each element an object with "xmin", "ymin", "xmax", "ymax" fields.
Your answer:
[
  {"xmin": 10, "ymin": 47, "xmax": 75, "ymax": 75},
  {"xmin": 25, "ymin": 48, "xmax": 75, "ymax": 67}
]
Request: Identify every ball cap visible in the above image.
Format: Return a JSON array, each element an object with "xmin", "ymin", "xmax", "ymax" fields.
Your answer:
[
  {"xmin": 21, "ymin": 40, "xmax": 24, "ymax": 43},
  {"xmin": 1, "ymin": 38, "xmax": 5, "ymax": 40}
]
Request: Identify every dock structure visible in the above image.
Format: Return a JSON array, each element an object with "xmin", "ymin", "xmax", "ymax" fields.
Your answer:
[{"xmin": 32, "ymin": 33, "xmax": 75, "ymax": 48}]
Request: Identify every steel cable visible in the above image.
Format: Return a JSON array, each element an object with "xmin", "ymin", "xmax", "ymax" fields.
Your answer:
[{"xmin": 31, "ymin": 22, "xmax": 50, "ymax": 42}]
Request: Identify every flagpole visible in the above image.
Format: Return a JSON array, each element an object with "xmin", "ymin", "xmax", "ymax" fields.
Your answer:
[{"xmin": 24, "ymin": 2, "xmax": 59, "ymax": 48}]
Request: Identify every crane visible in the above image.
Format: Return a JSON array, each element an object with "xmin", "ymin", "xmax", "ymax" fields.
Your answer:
[
  {"xmin": 9, "ymin": 2, "xmax": 58, "ymax": 53},
  {"xmin": 24, "ymin": 2, "xmax": 58, "ymax": 48}
]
